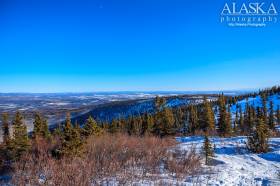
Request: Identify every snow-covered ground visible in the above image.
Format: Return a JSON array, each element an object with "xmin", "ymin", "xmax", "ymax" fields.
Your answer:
[
  {"xmin": 173, "ymin": 136, "xmax": 280, "ymax": 186},
  {"xmin": 231, "ymin": 94, "xmax": 280, "ymax": 113}
]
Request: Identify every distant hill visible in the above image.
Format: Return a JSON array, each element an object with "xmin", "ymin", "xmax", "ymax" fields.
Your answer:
[{"xmin": 68, "ymin": 94, "xmax": 220, "ymax": 126}]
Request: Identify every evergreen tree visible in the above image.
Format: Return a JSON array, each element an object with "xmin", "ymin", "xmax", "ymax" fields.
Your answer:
[
  {"xmin": 261, "ymin": 94, "xmax": 268, "ymax": 125},
  {"xmin": 218, "ymin": 94, "xmax": 231, "ymax": 136},
  {"xmin": 239, "ymin": 107, "xmax": 245, "ymax": 133},
  {"xmin": 247, "ymin": 117, "xmax": 269, "ymax": 153},
  {"xmin": 33, "ymin": 112, "xmax": 50, "ymax": 139},
  {"xmin": 33, "ymin": 112, "xmax": 42, "ymax": 138},
  {"xmin": 249, "ymin": 106, "xmax": 256, "ymax": 132},
  {"xmin": 203, "ymin": 134, "xmax": 214, "ymax": 165},
  {"xmin": 118, "ymin": 117, "xmax": 127, "ymax": 134},
  {"xmin": 83, "ymin": 116, "xmax": 101, "ymax": 137},
  {"xmin": 109, "ymin": 119, "xmax": 119, "ymax": 133},
  {"xmin": 202, "ymin": 97, "xmax": 215, "ymax": 132},
  {"xmin": 174, "ymin": 107, "xmax": 184, "ymax": 130},
  {"xmin": 155, "ymin": 96, "xmax": 166, "ymax": 111},
  {"xmin": 226, "ymin": 105, "xmax": 232, "ymax": 135},
  {"xmin": 1, "ymin": 113, "xmax": 10, "ymax": 144},
  {"xmin": 53, "ymin": 123, "xmax": 63, "ymax": 138},
  {"xmin": 268, "ymin": 101, "xmax": 275, "ymax": 130},
  {"xmin": 0, "ymin": 113, "xmax": 12, "ymax": 163},
  {"xmin": 60, "ymin": 113, "xmax": 83, "ymax": 156},
  {"xmin": 11, "ymin": 112, "xmax": 30, "ymax": 160},
  {"xmin": 244, "ymin": 104, "xmax": 255, "ymax": 133},
  {"xmin": 146, "ymin": 113, "xmax": 154, "ymax": 134},
  {"xmin": 153, "ymin": 107, "xmax": 175, "ymax": 137},
  {"xmin": 234, "ymin": 109, "xmax": 238, "ymax": 133},
  {"xmin": 161, "ymin": 108, "xmax": 175, "ymax": 135},
  {"xmin": 188, "ymin": 105, "xmax": 198, "ymax": 134},
  {"xmin": 277, "ymin": 106, "xmax": 280, "ymax": 126},
  {"xmin": 133, "ymin": 116, "xmax": 143, "ymax": 136}
]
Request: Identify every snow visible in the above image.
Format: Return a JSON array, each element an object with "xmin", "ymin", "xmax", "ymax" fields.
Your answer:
[
  {"xmin": 231, "ymin": 94, "xmax": 280, "ymax": 113},
  {"xmin": 173, "ymin": 136, "xmax": 280, "ymax": 186},
  {"xmin": 102, "ymin": 136, "xmax": 280, "ymax": 185}
]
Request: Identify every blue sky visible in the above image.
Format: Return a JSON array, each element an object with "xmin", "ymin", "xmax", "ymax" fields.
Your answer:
[{"xmin": 0, "ymin": 0, "xmax": 279, "ymax": 92}]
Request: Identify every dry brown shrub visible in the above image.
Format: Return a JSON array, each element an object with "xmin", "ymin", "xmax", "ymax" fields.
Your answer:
[
  {"xmin": 11, "ymin": 133, "xmax": 201, "ymax": 185},
  {"xmin": 166, "ymin": 147, "xmax": 202, "ymax": 179}
]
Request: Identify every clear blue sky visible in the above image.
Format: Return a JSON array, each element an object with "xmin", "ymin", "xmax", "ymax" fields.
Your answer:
[{"xmin": 0, "ymin": 0, "xmax": 279, "ymax": 92}]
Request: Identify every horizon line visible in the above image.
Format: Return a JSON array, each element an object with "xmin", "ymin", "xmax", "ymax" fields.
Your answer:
[
  {"xmin": 0, "ymin": 89, "xmax": 260, "ymax": 94},
  {"xmin": 0, "ymin": 85, "xmax": 278, "ymax": 94}
]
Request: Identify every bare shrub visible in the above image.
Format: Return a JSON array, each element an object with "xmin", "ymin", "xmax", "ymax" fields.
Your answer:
[
  {"xmin": 166, "ymin": 147, "xmax": 201, "ymax": 179},
  {"xmin": 11, "ymin": 133, "xmax": 201, "ymax": 185}
]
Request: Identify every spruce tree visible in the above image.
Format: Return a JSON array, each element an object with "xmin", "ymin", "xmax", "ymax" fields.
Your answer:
[
  {"xmin": 247, "ymin": 117, "xmax": 269, "ymax": 153},
  {"xmin": 0, "ymin": 113, "xmax": 12, "ymax": 163},
  {"xmin": 218, "ymin": 94, "xmax": 231, "ymax": 136},
  {"xmin": 141, "ymin": 113, "xmax": 148, "ymax": 135},
  {"xmin": 61, "ymin": 113, "xmax": 83, "ymax": 156},
  {"xmin": 109, "ymin": 119, "xmax": 119, "ymax": 133},
  {"xmin": 1, "ymin": 113, "xmax": 10, "ymax": 144},
  {"xmin": 277, "ymin": 106, "xmax": 280, "ymax": 126},
  {"xmin": 234, "ymin": 109, "xmax": 238, "ymax": 133},
  {"xmin": 202, "ymin": 97, "xmax": 215, "ymax": 132},
  {"xmin": 203, "ymin": 134, "xmax": 214, "ymax": 165},
  {"xmin": 226, "ymin": 105, "xmax": 232, "ymax": 135},
  {"xmin": 153, "ymin": 107, "xmax": 175, "ymax": 137},
  {"xmin": 268, "ymin": 101, "xmax": 275, "ymax": 130},
  {"xmin": 261, "ymin": 94, "xmax": 268, "ymax": 125},
  {"xmin": 188, "ymin": 105, "xmax": 198, "ymax": 134},
  {"xmin": 11, "ymin": 112, "xmax": 30, "ymax": 160},
  {"xmin": 174, "ymin": 107, "xmax": 184, "ymax": 129},
  {"xmin": 33, "ymin": 112, "xmax": 42, "ymax": 138},
  {"xmin": 244, "ymin": 104, "xmax": 255, "ymax": 133},
  {"xmin": 146, "ymin": 113, "xmax": 154, "ymax": 134},
  {"xmin": 53, "ymin": 123, "xmax": 63, "ymax": 138},
  {"xmin": 162, "ymin": 107, "xmax": 175, "ymax": 136},
  {"xmin": 83, "ymin": 116, "xmax": 101, "ymax": 137},
  {"xmin": 155, "ymin": 96, "xmax": 166, "ymax": 111},
  {"xmin": 239, "ymin": 107, "xmax": 244, "ymax": 133},
  {"xmin": 33, "ymin": 112, "xmax": 50, "ymax": 139}
]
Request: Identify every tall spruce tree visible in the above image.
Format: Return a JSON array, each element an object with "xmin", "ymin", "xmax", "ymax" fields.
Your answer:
[
  {"xmin": 61, "ymin": 113, "xmax": 83, "ymax": 156},
  {"xmin": 188, "ymin": 105, "xmax": 198, "ymax": 134},
  {"xmin": 268, "ymin": 101, "xmax": 275, "ymax": 130},
  {"xmin": 162, "ymin": 107, "xmax": 175, "ymax": 135},
  {"xmin": 1, "ymin": 113, "xmax": 10, "ymax": 144},
  {"xmin": 218, "ymin": 94, "xmax": 231, "ymax": 136},
  {"xmin": 226, "ymin": 105, "xmax": 232, "ymax": 135},
  {"xmin": 202, "ymin": 97, "xmax": 215, "ymax": 132},
  {"xmin": 234, "ymin": 109, "xmax": 239, "ymax": 133},
  {"xmin": 174, "ymin": 107, "xmax": 184, "ymax": 129},
  {"xmin": 11, "ymin": 112, "xmax": 30, "ymax": 160},
  {"xmin": 146, "ymin": 113, "xmax": 154, "ymax": 134},
  {"xmin": 33, "ymin": 112, "xmax": 50, "ymax": 139},
  {"xmin": 239, "ymin": 107, "xmax": 244, "ymax": 133},
  {"xmin": 261, "ymin": 93, "xmax": 268, "ymax": 126},
  {"xmin": 153, "ymin": 107, "xmax": 175, "ymax": 137},
  {"xmin": 247, "ymin": 117, "xmax": 269, "ymax": 153},
  {"xmin": 203, "ymin": 134, "xmax": 214, "ymax": 165},
  {"xmin": 277, "ymin": 106, "xmax": 280, "ymax": 126}
]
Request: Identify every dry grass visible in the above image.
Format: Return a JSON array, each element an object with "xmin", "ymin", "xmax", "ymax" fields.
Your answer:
[{"xmin": 11, "ymin": 133, "xmax": 201, "ymax": 185}]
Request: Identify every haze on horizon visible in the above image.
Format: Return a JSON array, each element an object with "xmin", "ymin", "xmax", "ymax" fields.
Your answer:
[{"xmin": 0, "ymin": 0, "xmax": 279, "ymax": 93}]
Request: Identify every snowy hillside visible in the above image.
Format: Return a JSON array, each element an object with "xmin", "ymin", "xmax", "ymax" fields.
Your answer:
[
  {"xmin": 174, "ymin": 136, "xmax": 280, "ymax": 186},
  {"xmin": 230, "ymin": 94, "xmax": 280, "ymax": 113}
]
